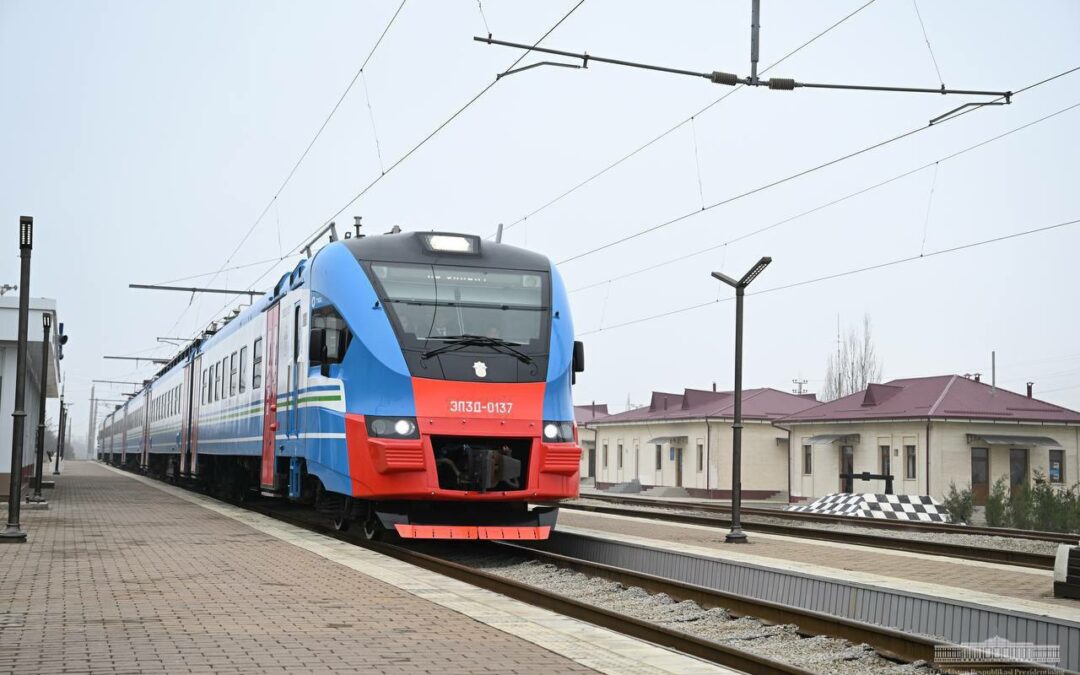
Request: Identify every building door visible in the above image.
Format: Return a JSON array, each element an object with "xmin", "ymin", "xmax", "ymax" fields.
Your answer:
[
  {"xmin": 1010, "ymin": 448, "xmax": 1028, "ymax": 497},
  {"xmin": 971, "ymin": 448, "xmax": 989, "ymax": 505},
  {"xmin": 840, "ymin": 445, "xmax": 854, "ymax": 492},
  {"xmin": 674, "ymin": 447, "xmax": 683, "ymax": 487},
  {"xmin": 261, "ymin": 303, "xmax": 281, "ymax": 490}
]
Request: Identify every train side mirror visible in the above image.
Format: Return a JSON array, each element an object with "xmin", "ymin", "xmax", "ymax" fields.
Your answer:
[{"xmin": 572, "ymin": 340, "xmax": 585, "ymax": 384}]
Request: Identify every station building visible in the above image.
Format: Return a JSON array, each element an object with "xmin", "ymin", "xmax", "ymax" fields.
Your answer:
[
  {"xmin": 779, "ymin": 375, "xmax": 1080, "ymax": 504},
  {"xmin": 585, "ymin": 387, "xmax": 818, "ymax": 499},
  {"xmin": 0, "ymin": 296, "xmax": 61, "ymax": 497},
  {"xmin": 574, "ymin": 403, "xmax": 608, "ymax": 479}
]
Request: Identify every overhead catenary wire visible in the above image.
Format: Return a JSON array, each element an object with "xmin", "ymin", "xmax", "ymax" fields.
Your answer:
[
  {"xmin": 173, "ymin": 0, "xmax": 589, "ymax": 347},
  {"xmin": 556, "ymin": 64, "xmax": 1080, "ymax": 267},
  {"xmin": 158, "ymin": 0, "xmax": 409, "ymax": 342},
  {"xmin": 491, "ymin": 0, "xmax": 880, "ymax": 239},
  {"xmin": 580, "ymin": 216, "xmax": 1080, "ymax": 336},
  {"xmin": 911, "ymin": 0, "xmax": 945, "ymax": 88},
  {"xmin": 569, "ymin": 98, "xmax": 1080, "ymax": 293}
]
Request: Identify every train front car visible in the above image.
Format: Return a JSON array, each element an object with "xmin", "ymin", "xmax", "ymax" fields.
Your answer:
[{"xmin": 309, "ymin": 231, "xmax": 584, "ymax": 539}]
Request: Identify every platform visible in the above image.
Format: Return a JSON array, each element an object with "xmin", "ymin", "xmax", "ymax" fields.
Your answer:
[{"xmin": 0, "ymin": 462, "xmax": 732, "ymax": 675}]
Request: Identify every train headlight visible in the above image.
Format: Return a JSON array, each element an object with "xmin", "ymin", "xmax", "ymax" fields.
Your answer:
[
  {"xmin": 367, "ymin": 416, "xmax": 420, "ymax": 439},
  {"xmin": 542, "ymin": 421, "xmax": 575, "ymax": 443}
]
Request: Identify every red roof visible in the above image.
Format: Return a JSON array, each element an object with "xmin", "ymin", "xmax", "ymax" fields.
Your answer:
[
  {"xmin": 574, "ymin": 403, "xmax": 609, "ymax": 424},
  {"xmin": 779, "ymin": 375, "xmax": 1080, "ymax": 424},
  {"xmin": 589, "ymin": 388, "xmax": 818, "ymax": 425}
]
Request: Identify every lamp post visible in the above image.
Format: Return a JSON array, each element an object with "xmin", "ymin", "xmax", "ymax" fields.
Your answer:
[
  {"xmin": 1, "ymin": 217, "xmax": 34, "ymax": 543},
  {"xmin": 53, "ymin": 396, "xmax": 65, "ymax": 475},
  {"xmin": 27, "ymin": 312, "xmax": 52, "ymax": 506},
  {"xmin": 711, "ymin": 256, "xmax": 772, "ymax": 544}
]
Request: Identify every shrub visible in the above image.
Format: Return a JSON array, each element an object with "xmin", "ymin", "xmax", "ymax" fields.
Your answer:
[
  {"xmin": 1009, "ymin": 483, "xmax": 1033, "ymax": 530},
  {"xmin": 986, "ymin": 475, "xmax": 1010, "ymax": 527},
  {"xmin": 942, "ymin": 482, "xmax": 974, "ymax": 524}
]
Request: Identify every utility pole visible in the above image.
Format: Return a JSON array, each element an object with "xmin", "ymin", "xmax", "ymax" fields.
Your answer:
[
  {"xmin": 792, "ymin": 378, "xmax": 808, "ymax": 395},
  {"xmin": 87, "ymin": 385, "xmax": 97, "ymax": 461},
  {"xmin": 2, "ymin": 217, "xmax": 34, "ymax": 543}
]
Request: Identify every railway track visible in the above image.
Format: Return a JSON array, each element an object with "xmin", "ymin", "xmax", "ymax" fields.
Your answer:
[
  {"xmin": 562, "ymin": 499, "xmax": 1058, "ymax": 570},
  {"xmin": 111, "ymin": 463, "xmax": 1065, "ymax": 675},
  {"xmin": 577, "ymin": 492, "xmax": 1079, "ymax": 544}
]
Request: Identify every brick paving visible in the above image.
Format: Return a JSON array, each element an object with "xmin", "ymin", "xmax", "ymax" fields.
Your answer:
[
  {"xmin": 0, "ymin": 462, "xmax": 597, "ymax": 674},
  {"xmin": 560, "ymin": 510, "xmax": 1072, "ymax": 607}
]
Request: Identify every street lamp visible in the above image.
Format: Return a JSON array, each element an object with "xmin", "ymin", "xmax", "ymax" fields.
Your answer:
[
  {"xmin": 27, "ymin": 312, "xmax": 52, "ymax": 506},
  {"xmin": 712, "ymin": 256, "xmax": 772, "ymax": 544}
]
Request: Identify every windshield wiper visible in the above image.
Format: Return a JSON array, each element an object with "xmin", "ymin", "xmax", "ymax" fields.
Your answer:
[{"xmin": 421, "ymin": 335, "xmax": 535, "ymax": 365}]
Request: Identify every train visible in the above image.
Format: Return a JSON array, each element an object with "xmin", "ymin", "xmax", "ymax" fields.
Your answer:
[{"xmin": 99, "ymin": 230, "xmax": 585, "ymax": 540}]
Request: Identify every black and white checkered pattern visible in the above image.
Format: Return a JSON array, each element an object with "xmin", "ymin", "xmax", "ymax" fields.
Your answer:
[{"xmin": 787, "ymin": 493, "xmax": 952, "ymax": 523}]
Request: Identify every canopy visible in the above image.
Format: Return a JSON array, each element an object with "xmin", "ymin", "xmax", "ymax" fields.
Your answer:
[
  {"xmin": 647, "ymin": 436, "xmax": 688, "ymax": 445},
  {"xmin": 966, "ymin": 434, "xmax": 1063, "ymax": 448},
  {"xmin": 805, "ymin": 434, "xmax": 860, "ymax": 445}
]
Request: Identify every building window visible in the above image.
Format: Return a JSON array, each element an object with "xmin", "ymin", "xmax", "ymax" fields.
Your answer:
[
  {"xmin": 696, "ymin": 443, "xmax": 704, "ymax": 472},
  {"xmin": 880, "ymin": 445, "xmax": 891, "ymax": 476},
  {"xmin": 1050, "ymin": 449, "xmax": 1065, "ymax": 484},
  {"xmin": 617, "ymin": 443, "xmax": 623, "ymax": 469},
  {"xmin": 602, "ymin": 442, "xmax": 608, "ymax": 468},
  {"xmin": 905, "ymin": 445, "xmax": 916, "ymax": 480},
  {"xmin": 253, "ymin": 338, "xmax": 264, "ymax": 389},
  {"xmin": 655, "ymin": 444, "xmax": 662, "ymax": 470},
  {"xmin": 239, "ymin": 346, "xmax": 248, "ymax": 394},
  {"xmin": 803, "ymin": 444, "xmax": 812, "ymax": 475}
]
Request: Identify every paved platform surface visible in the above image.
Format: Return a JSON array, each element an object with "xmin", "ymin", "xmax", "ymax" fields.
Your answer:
[
  {"xmin": 560, "ymin": 509, "xmax": 1080, "ymax": 620},
  {"xmin": 0, "ymin": 462, "xmax": 729, "ymax": 675}
]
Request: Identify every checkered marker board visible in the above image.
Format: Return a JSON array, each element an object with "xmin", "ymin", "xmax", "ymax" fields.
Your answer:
[{"xmin": 787, "ymin": 493, "xmax": 952, "ymax": 523}]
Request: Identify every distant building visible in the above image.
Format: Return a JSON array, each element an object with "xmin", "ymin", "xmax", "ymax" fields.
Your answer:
[
  {"xmin": 778, "ymin": 375, "xmax": 1080, "ymax": 503},
  {"xmin": 0, "ymin": 297, "xmax": 61, "ymax": 497},
  {"xmin": 574, "ymin": 403, "xmax": 608, "ymax": 479},
  {"xmin": 588, "ymin": 388, "xmax": 818, "ymax": 499}
]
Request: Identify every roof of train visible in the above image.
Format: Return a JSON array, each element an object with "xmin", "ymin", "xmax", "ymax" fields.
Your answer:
[{"xmin": 102, "ymin": 231, "xmax": 552, "ymax": 421}]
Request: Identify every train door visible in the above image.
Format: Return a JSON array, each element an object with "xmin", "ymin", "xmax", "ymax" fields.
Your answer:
[
  {"xmin": 189, "ymin": 356, "xmax": 202, "ymax": 476},
  {"xmin": 141, "ymin": 398, "xmax": 151, "ymax": 470},
  {"xmin": 120, "ymin": 409, "xmax": 128, "ymax": 464},
  {"xmin": 287, "ymin": 300, "xmax": 303, "ymax": 437},
  {"xmin": 261, "ymin": 303, "xmax": 281, "ymax": 490},
  {"xmin": 180, "ymin": 361, "xmax": 193, "ymax": 477},
  {"xmin": 1010, "ymin": 448, "xmax": 1029, "ymax": 498}
]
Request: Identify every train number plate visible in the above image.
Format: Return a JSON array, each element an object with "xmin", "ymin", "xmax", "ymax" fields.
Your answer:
[{"xmin": 448, "ymin": 400, "xmax": 514, "ymax": 415}]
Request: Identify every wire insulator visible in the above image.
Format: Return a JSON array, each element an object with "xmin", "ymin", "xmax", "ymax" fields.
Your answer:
[
  {"xmin": 767, "ymin": 78, "xmax": 796, "ymax": 90},
  {"xmin": 709, "ymin": 71, "xmax": 738, "ymax": 86}
]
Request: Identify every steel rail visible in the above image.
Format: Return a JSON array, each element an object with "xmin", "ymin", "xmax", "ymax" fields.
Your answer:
[
  {"xmin": 561, "ymin": 502, "xmax": 1056, "ymax": 569},
  {"xmin": 498, "ymin": 540, "xmax": 946, "ymax": 666},
  {"xmin": 577, "ymin": 492, "xmax": 1079, "ymax": 544},
  {"xmin": 235, "ymin": 501, "xmax": 810, "ymax": 675}
]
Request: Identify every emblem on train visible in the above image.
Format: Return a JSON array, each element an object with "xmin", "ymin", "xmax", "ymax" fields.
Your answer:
[{"xmin": 473, "ymin": 361, "xmax": 488, "ymax": 378}]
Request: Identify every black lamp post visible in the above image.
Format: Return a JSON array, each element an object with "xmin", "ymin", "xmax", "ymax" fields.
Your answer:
[
  {"xmin": 712, "ymin": 256, "xmax": 772, "ymax": 544},
  {"xmin": 53, "ymin": 398, "xmax": 65, "ymax": 475},
  {"xmin": 1, "ymin": 217, "xmax": 34, "ymax": 543},
  {"xmin": 27, "ymin": 312, "xmax": 51, "ymax": 505}
]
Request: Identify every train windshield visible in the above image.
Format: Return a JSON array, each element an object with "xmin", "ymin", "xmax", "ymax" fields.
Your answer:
[{"xmin": 369, "ymin": 263, "xmax": 549, "ymax": 351}]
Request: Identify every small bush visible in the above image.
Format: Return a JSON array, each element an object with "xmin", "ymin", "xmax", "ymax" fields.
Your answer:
[
  {"xmin": 986, "ymin": 475, "xmax": 1010, "ymax": 527},
  {"xmin": 1009, "ymin": 483, "xmax": 1033, "ymax": 530},
  {"xmin": 942, "ymin": 482, "xmax": 974, "ymax": 524}
]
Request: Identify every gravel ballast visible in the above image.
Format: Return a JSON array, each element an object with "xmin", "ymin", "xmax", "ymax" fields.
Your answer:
[{"xmin": 448, "ymin": 550, "xmax": 939, "ymax": 675}]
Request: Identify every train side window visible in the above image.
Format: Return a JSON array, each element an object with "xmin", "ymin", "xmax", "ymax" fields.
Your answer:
[
  {"xmin": 310, "ymin": 305, "xmax": 351, "ymax": 368},
  {"xmin": 239, "ymin": 346, "xmax": 248, "ymax": 394},
  {"xmin": 230, "ymin": 352, "xmax": 238, "ymax": 397},
  {"xmin": 216, "ymin": 361, "xmax": 223, "ymax": 401},
  {"xmin": 202, "ymin": 369, "xmax": 208, "ymax": 405},
  {"xmin": 253, "ymin": 338, "xmax": 263, "ymax": 389},
  {"xmin": 220, "ymin": 358, "xmax": 227, "ymax": 399},
  {"xmin": 209, "ymin": 365, "xmax": 216, "ymax": 402}
]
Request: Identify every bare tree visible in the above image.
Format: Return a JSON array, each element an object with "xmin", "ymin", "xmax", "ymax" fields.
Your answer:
[{"xmin": 821, "ymin": 315, "xmax": 883, "ymax": 401}]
